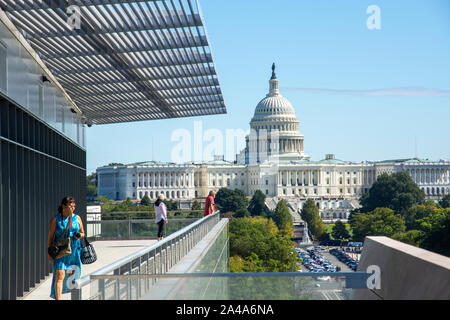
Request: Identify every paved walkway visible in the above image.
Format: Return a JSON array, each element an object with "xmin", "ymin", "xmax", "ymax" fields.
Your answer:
[{"xmin": 20, "ymin": 239, "xmax": 157, "ymax": 300}]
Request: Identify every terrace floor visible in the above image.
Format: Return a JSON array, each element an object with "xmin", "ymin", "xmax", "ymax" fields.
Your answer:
[{"xmin": 19, "ymin": 239, "xmax": 158, "ymax": 300}]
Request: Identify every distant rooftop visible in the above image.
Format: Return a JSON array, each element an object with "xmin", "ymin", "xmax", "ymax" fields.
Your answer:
[
  {"xmin": 97, "ymin": 155, "xmax": 449, "ymax": 170},
  {"xmin": 371, "ymin": 158, "xmax": 450, "ymax": 164}
]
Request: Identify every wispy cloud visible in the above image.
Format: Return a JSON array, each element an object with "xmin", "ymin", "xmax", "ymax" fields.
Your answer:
[{"xmin": 282, "ymin": 87, "xmax": 450, "ymax": 97}]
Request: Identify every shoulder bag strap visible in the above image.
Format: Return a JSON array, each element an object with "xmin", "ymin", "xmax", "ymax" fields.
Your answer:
[
  {"xmin": 52, "ymin": 215, "xmax": 59, "ymax": 243},
  {"xmin": 51, "ymin": 215, "xmax": 72, "ymax": 243},
  {"xmin": 81, "ymin": 234, "xmax": 89, "ymax": 248},
  {"xmin": 63, "ymin": 215, "xmax": 73, "ymax": 238}
]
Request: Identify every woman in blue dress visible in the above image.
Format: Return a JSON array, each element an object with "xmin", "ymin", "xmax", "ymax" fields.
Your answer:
[{"xmin": 47, "ymin": 196, "xmax": 85, "ymax": 300}]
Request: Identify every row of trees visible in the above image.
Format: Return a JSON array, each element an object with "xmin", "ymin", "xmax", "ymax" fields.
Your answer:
[
  {"xmin": 214, "ymin": 188, "xmax": 300, "ymax": 272},
  {"xmin": 94, "ymin": 194, "xmax": 203, "ymax": 213},
  {"xmin": 296, "ymin": 171, "xmax": 449, "ymax": 257},
  {"xmin": 215, "ymin": 188, "xmax": 294, "ymax": 235},
  {"xmin": 349, "ymin": 172, "xmax": 450, "ymax": 257}
]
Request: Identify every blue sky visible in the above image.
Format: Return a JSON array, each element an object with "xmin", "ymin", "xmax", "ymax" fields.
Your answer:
[{"xmin": 86, "ymin": 0, "xmax": 450, "ymax": 174}]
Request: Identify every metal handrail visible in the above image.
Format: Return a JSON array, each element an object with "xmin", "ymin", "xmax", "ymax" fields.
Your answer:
[
  {"xmin": 87, "ymin": 218, "xmax": 199, "ymax": 224},
  {"xmin": 72, "ymin": 212, "xmax": 220, "ymax": 299},
  {"xmin": 87, "ymin": 210, "xmax": 204, "ymax": 215},
  {"xmin": 89, "ymin": 271, "xmax": 366, "ymax": 279}
]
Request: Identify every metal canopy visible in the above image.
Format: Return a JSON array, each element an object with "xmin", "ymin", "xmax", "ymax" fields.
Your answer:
[{"xmin": 0, "ymin": 0, "xmax": 226, "ymax": 124}]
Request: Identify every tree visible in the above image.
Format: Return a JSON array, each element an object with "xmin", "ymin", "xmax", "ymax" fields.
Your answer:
[
  {"xmin": 95, "ymin": 195, "xmax": 109, "ymax": 204},
  {"xmin": 229, "ymin": 254, "xmax": 264, "ymax": 272},
  {"xmin": 392, "ymin": 230, "xmax": 424, "ymax": 247},
  {"xmin": 215, "ymin": 188, "xmax": 248, "ymax": 213},
  {"xmin": 229, "ymin": 217, "xmax": 299, "ymax": 272},
  {"xmin": 234, "ymin": 208, "xmax": 251, "ymax": 218},
  {"xmin": 332, "ymin": 220, "xmax": 350, "ymax": 240},
  {"xmin": 359, "ymin": 171, "xmax": 424, "ymax": 216},
  {"xmin": 271, "ymin": 200, "xmax": 293, "ymax": 238},
  {"xmin": 350, "ymin": 207, "xmax": 406, "ymax": 242},
  {"xmin": 300, "ymin": 199, "xmax": 326, "ymax": 240},
  {"xmin": 86, "ymin": 172, "xmax": 97, "ymax": 184},
  {"xmin": 87, "ymin": 184, "xmax": 97, "ymax": 197},
  {"xmin": 397, "ymin": 206, "xmax": 450, "ymax": 256},
  {"xmin": 392, "ymin": 205, "xmax": 450, "ymax": 253},
  {"xmin": 163, "ymin": 199, "xmax": 178, "ymax": 210},
  {"xmin": 439, "ymin": 195, "xmax": 450, "ymax": 208},
  {"xmin": 191, "ymin": 200, "xmax": 202, "ymax": 211},
  {"xmin": 419, "ymin": 213, "xmax": 450, "ymax": 257},
  {"xmin": 248, "ymin": 190, "xmax": 267, "ymax": 217},
  {"xmin": 318, "ymin": 232, "xmax": 331, "ymax": 242},
  {"xmin": 415, "ymin": 207, "xmax": 448, "ymax": 234},
  {"xmin": 86, "ymin": 172, "xmax": 98, "ymax": 200},
  {"xmin": 404, "ymin": 202, "xmax": 438, "ymax": 230},
  {"xmin": 140, "ymin": 195, "xmax": 151, "ymax": 206}
]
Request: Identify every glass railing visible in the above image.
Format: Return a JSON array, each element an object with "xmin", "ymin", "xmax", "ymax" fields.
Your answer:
[
  {"xmin": 86, "ymin": 210, "xmax": 205, "ymax": 240},
  {"xmin": 83, "ymin": 218, "xmax": 371, "ymax": 300},
  {"xmin": 76, "ymin": 213, "xmax": 373, "ymax": 301},
  {"xmin": 72, "ymin": 213, "xmax": 221, "ymax": 300},
  {"xmin": 88, "ymin": 218, "xmax": 200, "ymax": 240},
  {"xmin": 87, "ymin": 272, "xmax": 370, "ymax": 300}
]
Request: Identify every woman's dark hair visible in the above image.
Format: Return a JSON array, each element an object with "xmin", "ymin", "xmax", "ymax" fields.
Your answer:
[{"xmin": 58, "ymin": 196, "xmax": 75, "ymax": 214}]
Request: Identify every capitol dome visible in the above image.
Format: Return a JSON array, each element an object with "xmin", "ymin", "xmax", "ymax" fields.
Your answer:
[
  {"xmin": 250, "ymin": 63, "xmax": 299, "ymax": 129},
  {"xmin": 253, "ymin": 92, "xmax": 296, "ymax": 118},
  {"xmin": 251, "ymin": 64, "xmax": 297, "ymax": 122},
  {"xmin": 246, "ymin": 64, "xmax": 309, "ymax": 164}
]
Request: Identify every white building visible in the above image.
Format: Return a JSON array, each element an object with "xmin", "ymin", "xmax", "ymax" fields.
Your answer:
[{"xmin": 97, "ymin": 65, "xmax": 450, "ymax": 221}]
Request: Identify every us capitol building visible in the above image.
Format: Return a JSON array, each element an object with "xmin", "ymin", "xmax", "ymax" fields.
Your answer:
[{"xmin": 97, "ymin": 65, "xmax": 450, "ymax": 221}]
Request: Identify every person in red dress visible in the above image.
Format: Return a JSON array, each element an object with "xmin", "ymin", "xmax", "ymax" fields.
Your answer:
[{"xmin": 203, "ymin": 190, "xmax": 216, "ymax": 217}]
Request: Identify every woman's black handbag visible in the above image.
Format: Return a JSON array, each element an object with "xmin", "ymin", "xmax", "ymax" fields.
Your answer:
[
  {"xmin": 48, "ymin": 216, "xmax": 73, "ymax": 260},
  {"xmin": 80, "ymin": 237, "xmax": 97, "ymax": 264}
]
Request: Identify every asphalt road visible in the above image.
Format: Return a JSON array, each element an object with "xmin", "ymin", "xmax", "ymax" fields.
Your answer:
[{"xmin": 295, "ymin": 247, "xmax": 359, "ymax": 300}]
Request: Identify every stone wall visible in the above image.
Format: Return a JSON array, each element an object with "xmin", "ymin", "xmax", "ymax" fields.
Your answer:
[{"xmin": 352, "ymin": 236, "xmax": 450, "ymax": 300}]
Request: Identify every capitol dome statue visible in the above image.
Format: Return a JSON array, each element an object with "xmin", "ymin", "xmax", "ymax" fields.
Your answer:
[{"xmin": 245, "ymin": 64, "xmax": 310, "ymax": 164}]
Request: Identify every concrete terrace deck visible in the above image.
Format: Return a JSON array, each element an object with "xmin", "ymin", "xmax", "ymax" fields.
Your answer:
[{"xmin": 20, "ymin": 239, "xmax": 157, "ymax": 300}]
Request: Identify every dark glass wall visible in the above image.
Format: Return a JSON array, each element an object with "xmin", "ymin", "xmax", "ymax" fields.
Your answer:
[{"xmin": 0, "ymin": 94, "xmax": 86, "ymax": 300}]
